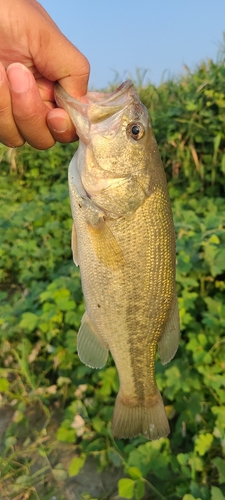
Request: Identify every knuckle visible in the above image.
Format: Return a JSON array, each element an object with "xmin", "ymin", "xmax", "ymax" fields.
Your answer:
[
  {"xmin": 0, "ymin": 116, "xmax": 24, "ymax": 147},
  {"xmin": 82, "ymin": 57, "xmax": 90, "ymax": 77},
  {"xmin": 51, "ymin": 129, "xmax": 77, "ymax": 144},
  {"xmin": 29, "ymin": 135, "xmax": 56, "ymax": 150},
  {"xmin": 1, "ymin": 136, "xmax": 25, "ymax": 148},
  {"xmin": 0, "ymin": 103, "xmax": 13, "ymax": 120}
]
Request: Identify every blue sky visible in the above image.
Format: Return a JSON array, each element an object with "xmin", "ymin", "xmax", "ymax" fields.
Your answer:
[{"xmin": 40, "ymin": 0, "xmax": 225, "ymax": 90}]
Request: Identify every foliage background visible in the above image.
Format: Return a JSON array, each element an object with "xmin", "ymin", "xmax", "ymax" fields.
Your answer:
[{"xmin": 0, "ymin": 54, "xmax": 225, "ymax": 500}]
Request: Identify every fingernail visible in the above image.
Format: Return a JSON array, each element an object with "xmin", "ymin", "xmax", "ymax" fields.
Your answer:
[
  {"xmin": 51, "ymin": 116, "xmax": 68, "ymax": 133},
  {"xmin": 7, "ymin": 63, "xmax": 31, "ymax": 93}
]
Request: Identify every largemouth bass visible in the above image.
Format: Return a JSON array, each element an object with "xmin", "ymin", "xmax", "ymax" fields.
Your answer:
[{"xmin": 55, "ymin": 80, "xmax": 180, "ymax": 440}]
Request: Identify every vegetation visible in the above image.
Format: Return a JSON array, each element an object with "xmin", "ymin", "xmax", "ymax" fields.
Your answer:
[{"xmin": 0, "ymin": 54, "xmax": 225, "ymax": 500}]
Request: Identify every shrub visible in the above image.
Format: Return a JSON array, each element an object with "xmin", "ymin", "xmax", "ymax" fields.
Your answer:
[{"xmin": 0, "ymin": 55, "xmax": 225, "ymax": 499}]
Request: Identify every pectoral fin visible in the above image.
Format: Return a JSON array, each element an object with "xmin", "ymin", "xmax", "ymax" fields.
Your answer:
[
  {"xmin": 88, "ymin": 220, "xmax": 125, "ymax": 269},
  {"xmin": 77, "ymin": 312, "xmax": 108, "ymax": 368},
  {"xmin": 71, "ymin": 223, "xmax": 79, "ymax": 266},
  {"xmin": 158, "ymin": 292, "xmax": 180, "ymax": 365}
]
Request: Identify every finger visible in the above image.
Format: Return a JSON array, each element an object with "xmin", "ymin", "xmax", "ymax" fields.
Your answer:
[
  {"xmin": 7, "ymin": 63, "xmax": 56, "ymax": 149},
  {"xmin": 0, "ymin": 61, "xmax": 25, "ymax": 147},
  {"xmin": 31, "ymin": 23, "xmax": 90, "ymax": 99},
  {"xmin": 36, "ymin": 77, "xmax": 55, "ymax": 103},
  {"xmin": 47, "ymin": 108, "xmax": 78, "ymax": 143},
  {"xmin": 35, "ymin": 78, "xmax": 78, "ymax": 142}
]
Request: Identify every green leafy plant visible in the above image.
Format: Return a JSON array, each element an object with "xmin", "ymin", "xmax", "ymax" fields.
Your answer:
[{"xmin": 0, "ymin": 50, "xmax": 225, "ymax": 499}]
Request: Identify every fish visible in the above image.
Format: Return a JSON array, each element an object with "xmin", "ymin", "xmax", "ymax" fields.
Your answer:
[{"xmin": 54, "ymin": 80, "xmax": 180, "ymax": 440}]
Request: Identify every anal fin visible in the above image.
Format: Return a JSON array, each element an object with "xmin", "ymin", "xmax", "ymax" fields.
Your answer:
[
  {"xmin": 158, "ymin": 291, "xmax": 180, "ymax": 365},
  {"xmin": 77, "ymin": 312, "xmax": 108, "ymax": 368}
]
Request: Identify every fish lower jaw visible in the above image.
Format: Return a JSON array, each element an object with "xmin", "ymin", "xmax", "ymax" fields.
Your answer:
[{"xmin": 112, "ymin": 389, "xmax": 170, "ymax": 441}]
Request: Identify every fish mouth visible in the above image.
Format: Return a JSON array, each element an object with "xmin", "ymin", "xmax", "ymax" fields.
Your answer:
[
  {"xmin": 54, "ymin": 80, "xmax": 134, "ymax": 112},
  {"xmin": 54, "ymin": 80, "xmax": 136, "ymax": 143}
]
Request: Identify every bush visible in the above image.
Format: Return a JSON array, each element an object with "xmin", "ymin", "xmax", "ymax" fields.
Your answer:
[{"xmin": 0, "ymin": 56, "xmax": 225, "ymax": 499}]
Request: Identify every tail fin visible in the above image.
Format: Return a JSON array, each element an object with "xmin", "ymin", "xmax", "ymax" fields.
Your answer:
[{"xmin": 112, "ymin": 389, "xmax": 170, "ymax": 440}]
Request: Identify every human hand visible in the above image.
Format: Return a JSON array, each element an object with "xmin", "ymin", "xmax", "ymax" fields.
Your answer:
[{"xmin": 0, "ymin": 0, "xmax": 90, "ymax": 149}]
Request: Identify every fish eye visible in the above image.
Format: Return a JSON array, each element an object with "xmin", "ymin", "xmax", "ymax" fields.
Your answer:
[
  {"xmin": 126, "ymin": 122, "xmax": 145, "ymax": 141},
  {"xmin": 131, "ymin": 125, "xmax": 140, "ymax": 136}
]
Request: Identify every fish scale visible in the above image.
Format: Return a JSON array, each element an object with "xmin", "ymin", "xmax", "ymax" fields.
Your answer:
[{"xmin": 54, "ymin": 80, "xmax": 180, "ymax": 440}]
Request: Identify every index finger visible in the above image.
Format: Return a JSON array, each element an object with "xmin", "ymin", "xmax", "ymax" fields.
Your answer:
[{"xmin": 30, "ymin": 21, "xmax": 90, "ymax": 99}]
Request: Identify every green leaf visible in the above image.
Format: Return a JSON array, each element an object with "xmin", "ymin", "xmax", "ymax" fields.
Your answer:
[
  {"xmin": 83, "ymin": 438, "xmax": 106, "ymax": 452},
  {"xmin": 69, "ymin": 456, "xmax": 85, "ymax": 477},
  {"xmin": 208, "ymin": 234, "xmax": 220, "ymax": 245},
  {"xmin": 0, "ymin": 378, "xmax": 9, "ymax": 391},
  {"xmin": 92, "ymin": 416, "xmax": 105, "ymax": 434},
  {"xmin": 188, "ymin": 456, "xmax": 204, "ymax": 472},
  {"xmin": 56, "ymin": 427, "xmax": 76, "ymax": 443},
  {"xmin": 5, "ymin": 436, "xmax": 17, "ymax": 447},
  {"xmin": 52, "ymin": 467, "xmax": 67, "ymax": 481},
  {"xmin": 214, "ymin": 249, "xmax": 225, "ymax": 276},
  {"xmin": 211, "ymin": 486, "xmax": 225, "ymax": 500},
  {"xmin": 213, "ymin": 133, "xmax": 221, "ymax": 156},
  {"xmin": 212, "ymin": 406, "xmax": 225, "ymax": 438},
  {"xmin": 177, "ymin": 453, "xmax": 189, "ymax": 465},
  {"xmin": 19, "ymin": 312, "xmax": 38, "ymax": 332},
  {"xmin": 118, "ymin": 478, "xmax": 135, "ymax": 499},
  {"xmin": 190, "ymin": 481, "xmax": 208, "ymax": 500},
  {"xmin": 183, "ymin": 496, "xmax": 200, "ymax": 500},
  {"xmin": 221, "ymin": 154, "xmax": 225, "ymax": 174},
  {"xmin": 128, "ymin": 440, "xmax": 170, "ymax": 479},
  {"xmin": 212, "ymin": 458, "xmax": 225, "ymax": 484},
  {"xmin": 135, "ymin": 480, "xmax": 145, "ymax": 500},
  {"xmin": 108, "ymin": 448, "xmax": 123, "ymax": 467},
  {"xmin": 195, "ymin": 433, "xmax": 214, "ymax": 456},
  {"xmin": 15, "ymin": 474, "xmax": 29, "ymax": 485},
  {"xmin": 128, "ymin": 467, "xmax": 143, "ymax": 480},
  {"xmin": 2, "ymin": 59, "xmax": 225, "ymax": 500}
]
